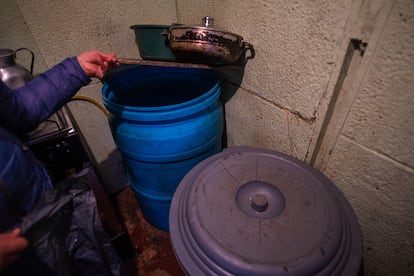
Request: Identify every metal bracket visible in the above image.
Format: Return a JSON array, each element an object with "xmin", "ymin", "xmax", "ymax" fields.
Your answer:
[{"xmin": 351, "ymin": 39, "xmax": 368, "ymax": 56}]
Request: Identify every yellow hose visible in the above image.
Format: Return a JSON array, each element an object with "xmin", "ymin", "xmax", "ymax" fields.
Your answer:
[{"xmin": 69, "ymin": 95, "xmax": 109, "ymax": 117}]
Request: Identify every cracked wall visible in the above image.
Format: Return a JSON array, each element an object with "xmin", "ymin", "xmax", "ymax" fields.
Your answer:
[
  {"xmin": 1, "ymin": 0, "xmax": 413, "ymax": 274},
  {"xmin": 176, "ymin": 0, "xmax": 351, "ymax": 160},
  {"xmin": 176, "ymin": 1, "xmax": 414, "ymax": 275}
]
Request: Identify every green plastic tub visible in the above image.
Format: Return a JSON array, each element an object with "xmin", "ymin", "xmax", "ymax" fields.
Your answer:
[{"xmin": 130, "ymin": 24, "xmax": 176, "ymax": 61}]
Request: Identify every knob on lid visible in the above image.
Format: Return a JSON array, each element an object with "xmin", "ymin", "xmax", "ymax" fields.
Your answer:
[{"xmin": 202, "ymin": 16, "xmax": 214, "ymax": 27}]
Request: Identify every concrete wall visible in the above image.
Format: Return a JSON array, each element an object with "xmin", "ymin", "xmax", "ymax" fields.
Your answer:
[
  {"xmin": 1, "ymin": 0, "xmax": 413, "ymax": 274},
  {"xmin": 324, "ymin": 0, "xmax": 414, "ymax": 274},
  {"xmin": 176, "ymin": 1, "xmax": 414, "ymax": 274},
  {"xmin": 177, "ymin": 0, "xmax": 351, "ymax": 159},
  {"xmin": 0, "ymin": 0, "xmax": 177, "ymax": 194}
]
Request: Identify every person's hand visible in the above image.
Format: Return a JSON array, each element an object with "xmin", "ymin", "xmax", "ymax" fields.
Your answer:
[
  {"xmin": 0, "ymin": 228, "xmax": 28, "ymax": 271},
  {"xmin": 77, "ymin": 50, "xmax": 119, "ymax": 79}
]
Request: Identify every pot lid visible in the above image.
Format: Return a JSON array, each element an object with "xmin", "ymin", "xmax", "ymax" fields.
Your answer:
[
  {"xmin": 169, "ymin": 16, "xmax": 244, "ymax": 40},
  {"xmin": 170, "ymin": 147, "xmax": 362, "ymax": 275}
]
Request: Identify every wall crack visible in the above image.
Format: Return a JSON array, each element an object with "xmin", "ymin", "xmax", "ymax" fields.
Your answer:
[{"xmin": 229, "ymin": 81, "xmax": 317, "ymax": 125}]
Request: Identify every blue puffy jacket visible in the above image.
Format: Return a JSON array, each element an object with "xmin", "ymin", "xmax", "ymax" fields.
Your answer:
[{"xmin": 0, "ymin": 57, "xmax": 90, "ymax": 231}]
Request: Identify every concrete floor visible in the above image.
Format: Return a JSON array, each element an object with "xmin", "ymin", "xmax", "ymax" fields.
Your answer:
[{"xmin": 114, "ymin": 187, "xmax": 185, "ymax": 276}]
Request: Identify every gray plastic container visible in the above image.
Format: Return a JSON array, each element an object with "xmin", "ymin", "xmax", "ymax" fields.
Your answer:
[{"xmin": 169, "ymin": 147, "xmax": 362, "ymax": 275}]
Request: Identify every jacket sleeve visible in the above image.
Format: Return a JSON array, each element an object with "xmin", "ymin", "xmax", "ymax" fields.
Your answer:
[{"xmin": 0, "ymin": 56, "xmax": 91, "ymax": 134}]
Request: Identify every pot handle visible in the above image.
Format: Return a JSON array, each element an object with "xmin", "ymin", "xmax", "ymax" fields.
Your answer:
[
  {"xmin": 160, "ymin": 31, "xmax": 171, "ymax": 40},
  {"xmin": 241, "ymin": 42, "xmax": 255, "ymax": 60},
  {"xmin": 15, "ymin": 48, "xmax": 35, "ymax": 75}
]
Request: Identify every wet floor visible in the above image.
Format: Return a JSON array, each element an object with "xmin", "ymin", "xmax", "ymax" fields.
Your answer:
[{"xmin": 114, "ymin": 187, "xmax": 185, "ymax": 276}]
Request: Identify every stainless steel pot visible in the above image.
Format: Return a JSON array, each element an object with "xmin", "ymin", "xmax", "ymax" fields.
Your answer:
[{"xmin": 165, "ymin": 17, "xmax": 253, "ymax": 65}]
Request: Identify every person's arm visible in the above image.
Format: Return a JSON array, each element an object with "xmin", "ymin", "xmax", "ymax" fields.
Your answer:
[
  {"xmin": 0, "ymin": 228, "xmax": 28, "ymax": 272},
  {"xmin": 0, "ymin": 50, "xmax": 118, "ymax": 134},
  {"xmin": 0, "ymin": 57, "xmax": 89, "ymax": 134}
]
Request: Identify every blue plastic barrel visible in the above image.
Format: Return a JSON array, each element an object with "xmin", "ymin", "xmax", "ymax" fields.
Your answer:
[{"xmin": 102, "ymin": 66, "xmax": 223, "ymax": 231}]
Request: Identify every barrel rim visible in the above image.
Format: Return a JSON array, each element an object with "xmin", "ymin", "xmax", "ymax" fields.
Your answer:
[{"xmin": 102, "ymin": 67, "xmax": 221, "ymax": 121}]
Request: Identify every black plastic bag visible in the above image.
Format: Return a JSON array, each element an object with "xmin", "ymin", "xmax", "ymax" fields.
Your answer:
[{"xmin": 6, "ymin": 169, "xmax": 121, "ymax": 276}]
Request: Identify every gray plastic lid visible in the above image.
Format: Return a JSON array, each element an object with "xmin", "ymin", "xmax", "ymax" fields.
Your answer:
[{"xmin": 170, "ymin": 147, "xmax": 362, "ymax": 275}]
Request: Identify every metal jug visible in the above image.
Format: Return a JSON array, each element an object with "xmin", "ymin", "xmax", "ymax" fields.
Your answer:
[{"xmin": 0, "ymin": 48, "xmax": 34, "ymax": 89}]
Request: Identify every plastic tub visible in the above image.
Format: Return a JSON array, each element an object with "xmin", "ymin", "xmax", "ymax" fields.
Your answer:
[{"xmin": 130, "ymin": 24, "xmax": 176, "ymax": 61}]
